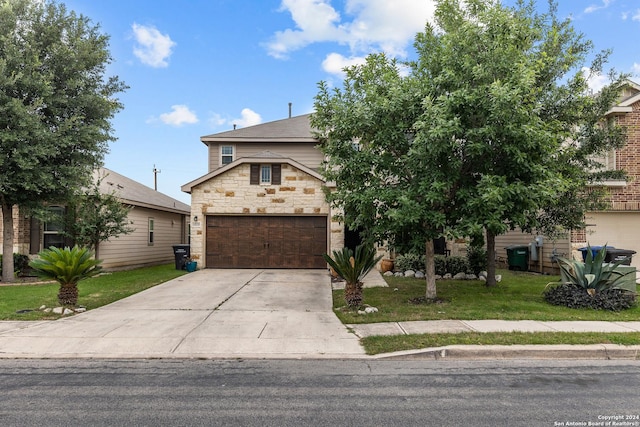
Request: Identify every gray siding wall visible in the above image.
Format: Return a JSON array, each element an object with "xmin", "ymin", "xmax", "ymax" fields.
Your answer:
[
  {"xmin": 494, "ymin": 230, "xmax": 570, "ymax": 276},
  {"xmin": 99, "ymin": 207, "xmax": 188, "ymax": 270},
  {"xmin": 208, "ymin": 142, "xmax": 323, "ymax": 171}
]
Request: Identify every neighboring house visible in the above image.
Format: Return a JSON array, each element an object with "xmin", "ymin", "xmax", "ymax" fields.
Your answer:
[
  {"xmin": 496, "ymin": 80, "xmax": 640, "ymax": 274},
  {"xmin": 0, "ymin": 167, "xmax": 190, "ymax": 270},
  {"xmin": 182, "ymin": 114, "xmax": 345, "ymax": 269}
]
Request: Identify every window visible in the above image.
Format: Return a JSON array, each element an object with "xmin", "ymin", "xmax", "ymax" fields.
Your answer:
[
  {"xmin": 148, "ymin": 218, "xmax": 154, "ymax": 245},
  {"xmin": 221, "ymin": 145, "xmax": 234, "ymax": 165},
  {"xmin": 260, "ymin": 165, "xmax": 271, "ymax": 184},
  {"xmin": 43, "ymin": 206, "xmax": 66, "ymax": 249},
  {"xmin": 250, "ymin": 164, "xmax": 281, "ymax": 185}
]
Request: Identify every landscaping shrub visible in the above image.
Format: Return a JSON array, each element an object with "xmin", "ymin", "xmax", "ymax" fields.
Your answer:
[
  {"xmin": 446, "ymin": 256, "xmax": 469, "ymax": 276},
  {"xmin": 544, "ymin": 283, "xmax": 636, "ymax": 311},
  {"xmin": 467, "ymin": 245, "xmax": 487, "ymax": 275},
  {"xmin": 395, "ymin": 253, "xmax": 470, "ymax": 276},
  {"xmin": 394, "ymin": 253, "xmax": 425, "ymax": 272},
  {"xmin": 434, "ymin": 255, "xmax": 447, "ymax": 276},
  {"xmin": 0, "ymin": 253, "xmax": 31, "ymax": 277}
]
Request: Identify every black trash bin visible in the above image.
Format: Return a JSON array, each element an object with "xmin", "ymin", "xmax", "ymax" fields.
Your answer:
[
  {"xmin": 604, "ymin": 248, "xmax": 636, "ymax": 266},
  {"xmin": 505, "ymin": 245, "xmax": 529, "ymax": 271},
  {"xmin": 172, "ymin": 244, "xmax": 190, "ymax": 270}
]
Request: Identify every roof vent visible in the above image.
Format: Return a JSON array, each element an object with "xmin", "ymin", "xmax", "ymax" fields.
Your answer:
[{"xmin": 288, "ymin": 102, "xmax": 292, "ymax": 118}]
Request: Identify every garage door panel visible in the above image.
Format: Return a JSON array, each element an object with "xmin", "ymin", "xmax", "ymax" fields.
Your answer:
[{"xmin": 206, "ymin": 216, "xmax": 327, "ymax": 269}]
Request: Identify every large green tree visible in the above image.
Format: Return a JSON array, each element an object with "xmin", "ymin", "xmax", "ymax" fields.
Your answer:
[
  {"xmin": 414, "ymin": 0, "xmax": 627, "ymax": 286},
  {"xmin": 312, "ymin": 0, "xmax": 627, "ymax": 297},
  {"xmin": 0, "ymin": 0, "xmax": 126, "ymax": 282}
]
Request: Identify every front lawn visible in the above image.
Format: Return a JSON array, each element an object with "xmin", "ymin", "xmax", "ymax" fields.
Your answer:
[
  {"xmin": 0, "ymin": 264, "xmax": 187, "ymax": 320},
  {"xmin": 333, "ymin": 269, "xmax": 640, "ymax": 324}
]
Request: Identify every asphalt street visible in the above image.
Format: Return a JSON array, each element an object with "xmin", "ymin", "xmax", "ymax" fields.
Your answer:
[{"xmin": 1, "ymin": 359, "xmax": 639, "ymax": 426}]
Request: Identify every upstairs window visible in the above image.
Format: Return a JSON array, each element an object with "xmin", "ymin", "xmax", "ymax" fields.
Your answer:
[
  {"xmin": 250, "ymin": 164, "xmax": 281, "ymax": 185},
  {"xmin": 221, "ymin": 145, "xmax": 234, "ymax": 165},
  {"xmin": 260, "ymin": 165, "xmax": 271, "ymax": 184}
]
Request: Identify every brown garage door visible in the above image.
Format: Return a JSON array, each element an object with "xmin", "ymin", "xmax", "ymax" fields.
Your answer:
[{"xmin": 206, "ymin": 216, "xmax": 327, "ymax": 269}]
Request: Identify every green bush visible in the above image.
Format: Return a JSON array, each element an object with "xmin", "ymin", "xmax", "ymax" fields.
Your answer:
[
  {"xmin": 0, "ymin": 253, "xmax": 31, "ymax": 277},
  {"xmin": 395, "ymin": 253, "xmax": 469, "ymax": 276},
  {"xmin": 544, "ymin": 283, "xmax": 636, "ymax": 311},
  {"xmin": 467, "ymin": 245, "xmax": 487, "ymax": 275},
  {"xmin": 446, "ymin": 256, "xmax": 469, "ymax": 276},
  {"xmin": 434, "ymin": 255, "xmax": 447, "ymax": 276},
  {"xmin": 394, "ymin": 253, "xmax": 425, "ymax": 272}
]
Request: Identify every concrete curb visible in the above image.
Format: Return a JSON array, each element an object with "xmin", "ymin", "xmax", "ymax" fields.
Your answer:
[{"xmin": 372, "ymin": 344, "xmax": 640, "ymax": 360}]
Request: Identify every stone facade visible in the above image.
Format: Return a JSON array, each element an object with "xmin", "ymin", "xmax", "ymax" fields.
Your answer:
[{"xmin": 189, "ymin": 162, "xmax": 343, "ymax": 267}]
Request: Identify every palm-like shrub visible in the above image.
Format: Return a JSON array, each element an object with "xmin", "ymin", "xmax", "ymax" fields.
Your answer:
[
  {"xmin": 324, "ymin": 244, "xmax": 382, "ymax": 308},
  {"xmin": 29, "ymin": 246, "xmax": 102, "ymax": 306},
  {"xmin": 544, "ymin": 245, "xmax": 637, "ymax": 311}
]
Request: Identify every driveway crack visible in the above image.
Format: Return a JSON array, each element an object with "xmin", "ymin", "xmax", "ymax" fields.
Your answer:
[{"xmin": 169, "ymin": 270, "xmax": 264, "ymax": 353}]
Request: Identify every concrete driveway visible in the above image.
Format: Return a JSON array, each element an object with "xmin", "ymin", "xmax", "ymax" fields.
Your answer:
[{"xmin": 0, "ymin": 269, "xmax": 365, "ymax": 359}]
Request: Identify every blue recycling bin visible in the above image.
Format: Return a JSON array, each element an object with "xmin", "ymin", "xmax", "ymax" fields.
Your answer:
[{"xmin": 578, "ymin": 246, "xmax": 614, "ymax": 261}]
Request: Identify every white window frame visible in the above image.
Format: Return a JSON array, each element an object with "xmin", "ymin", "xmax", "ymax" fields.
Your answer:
[
  {"xmin": 260, "ymin": 164, "xmax": 271, "ymax": 185},
  {"xmin": 220, "ymin": 145, "xmax": 235, "ymax": 165}
]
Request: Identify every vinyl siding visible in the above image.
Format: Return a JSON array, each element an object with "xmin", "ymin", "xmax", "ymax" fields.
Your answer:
[
  {"xmin": 208, "ymin": 142, "xmax": 323, "ymax": 171},
  {"xmin": 495, "ymin": 230, "xmax": 570, "ymax": 276},
  {"xmin": 98, "ymin": 207, "xmax": 188, "ymax": 270}
]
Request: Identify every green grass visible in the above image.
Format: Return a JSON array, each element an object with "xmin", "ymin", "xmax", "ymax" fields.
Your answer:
[
  {"xmin": 0, "ymin": 264, "xmax": 187, "ymax": 320},
  {"xmin": 361, "ymin": 332, "xmax": 640, "ymax": 355},
  {"xmin": 333, "ymin": 269, "xmax": 640, "ymax": 324},
  {"xmin": 333, "ymin": 269, "xmax": 640, "ymax": 353}
]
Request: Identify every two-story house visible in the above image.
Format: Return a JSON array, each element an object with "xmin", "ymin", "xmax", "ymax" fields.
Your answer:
[
  {"xmin": 495, "ymin": 80, "xmax": 640, "ymax": 274},
  {"xmin": 181, "ymin": 114, "xmax": 344, "ymax": 269}
]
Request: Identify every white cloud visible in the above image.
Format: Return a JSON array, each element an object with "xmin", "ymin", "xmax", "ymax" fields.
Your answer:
[
  {"xmin": 633, "ymin": 9, "xmax": 640, "ymax": 21},
  {"xmin": 321, "ymin": 53, "xmax": 366, "ymax": 75},
  {"xmin": 584, "ymin": 0, "xmax": 613, "ymax": 14},
  {"xmin": 232, "ymin": 108, "xmax": 262, "ymax": 128},
  {"xmin": 266, "ymin": 0, "xmax": 436, "ymax": 60},
  {"xmin": 582, "ymin": 67, "xmax": 609, "ymax": 94},
  {"xmin": 159, "ymin": 105, "xmax": 198, "ymax": 126},
  {"xmin": 633, "ymin": 63, "xmax": 640, "ymax": 76},
  {"xmin": 207, "ymin": 108, "xmax": 263, "ymax": 130},
  {"xmin": 132, "ymin": 23, "xmax": 176, "ymax": 68}
]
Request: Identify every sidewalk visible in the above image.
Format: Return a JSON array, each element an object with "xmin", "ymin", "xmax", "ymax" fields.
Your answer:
[{"xmin": 345, "ymin": 270, "xmax": 640, "ymax": 360}]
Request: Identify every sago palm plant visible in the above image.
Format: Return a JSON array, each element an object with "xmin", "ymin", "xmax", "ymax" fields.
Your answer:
[
  {"xmin": 29, "ymin": 246, "xmax": 102, "ymax": 306},
  {"xmin": 324, "ymin": 244, "xmax": 382, "ymax": 308}
]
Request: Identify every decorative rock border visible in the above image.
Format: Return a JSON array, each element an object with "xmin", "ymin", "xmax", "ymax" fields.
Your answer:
[{"xmin": 384, "ymin": 270, "xmax": 502, "ymax": 282}]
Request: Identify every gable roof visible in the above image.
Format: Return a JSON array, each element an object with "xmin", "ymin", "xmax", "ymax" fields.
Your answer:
[
  {"xmin": 200, "ymin": 114, "xmax": 317, "ymax": 144},
  {"xmin": 606, "ymin": 79, "xmax": 640, "ymax": 116},
  {"xmin": 96, "ymin": 167, "xmax": 190, "ymax": 214},
  {"xmin": 181, "ymin": 152, "xmax": 324, "ymax": 194}
]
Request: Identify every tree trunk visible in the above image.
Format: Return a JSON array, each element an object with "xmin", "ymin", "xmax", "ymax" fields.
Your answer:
[
  {"xmin": 94, "ymin": 241, "xmax": 100, "ymax": 260},
  {"xmin": 344, "ymin": 281, "xmax": 363, "ymax": 308},
  {"xmin": 425, "ymin": 238, "xmax": 437, "ymax": 299},
  {"xmin": 57, "ymin": 282, "xmax": 79, "ymax": 306},
  {"xmin": 2, "ymin": 201, "xmax": 15, "ymax": 283},
  {"xmin": 485, "ymin": 228, "xmax": 497, "ymax": 287}
]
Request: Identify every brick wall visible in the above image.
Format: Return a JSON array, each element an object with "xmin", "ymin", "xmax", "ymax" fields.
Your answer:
[
  {"xmin": 0, "ymin": 205, "xmax": 31, "ymax": 255},
  {"xmin": 605, "ymin": 100, "xmax": 640, "ymax": 210}
]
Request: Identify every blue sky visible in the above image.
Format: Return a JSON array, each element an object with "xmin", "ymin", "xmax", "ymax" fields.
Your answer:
[{"xmin": 61, "ymin": 0, "xmax": 640, "ymax": 204}]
